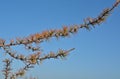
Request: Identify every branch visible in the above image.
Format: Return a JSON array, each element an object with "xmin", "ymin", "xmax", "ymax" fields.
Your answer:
[
  {"xmin": 39, "ymin": 48, "xmax": 75, "ymax": 62},
  {"xmin": 2, "ymin": 59, "xmax": 12, "ymax": 79},
  {"xmin": 28, "ymin": 48, "xmax": 75, "ymax": 64},
  {"xmin": 10, "ymin": 63, "xmax": 34, "ymax": 79},
  {"xmin": 0, "ymin": 0, "xmax": 119, "ymax": 48}
]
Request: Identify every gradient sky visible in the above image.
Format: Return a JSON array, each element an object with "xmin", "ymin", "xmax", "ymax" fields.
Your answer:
[{"xmin": 0, "ymin": 0, "xmax": 120, "ymax": 79}]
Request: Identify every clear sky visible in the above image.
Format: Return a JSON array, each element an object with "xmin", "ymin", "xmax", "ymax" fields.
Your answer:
[{"xmin": 0, "ymin": 0, "xmax": 120, "ymax": 79}]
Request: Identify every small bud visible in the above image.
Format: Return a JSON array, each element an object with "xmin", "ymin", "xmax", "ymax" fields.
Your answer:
[{"xmin": 0, "ymin": 38, "xmax": 5, "ymax": 46}]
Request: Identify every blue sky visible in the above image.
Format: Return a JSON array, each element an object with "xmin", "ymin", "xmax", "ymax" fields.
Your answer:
[{"xmin": 0, "ymin": 0, "xmax": 120, "ymax": 79}]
